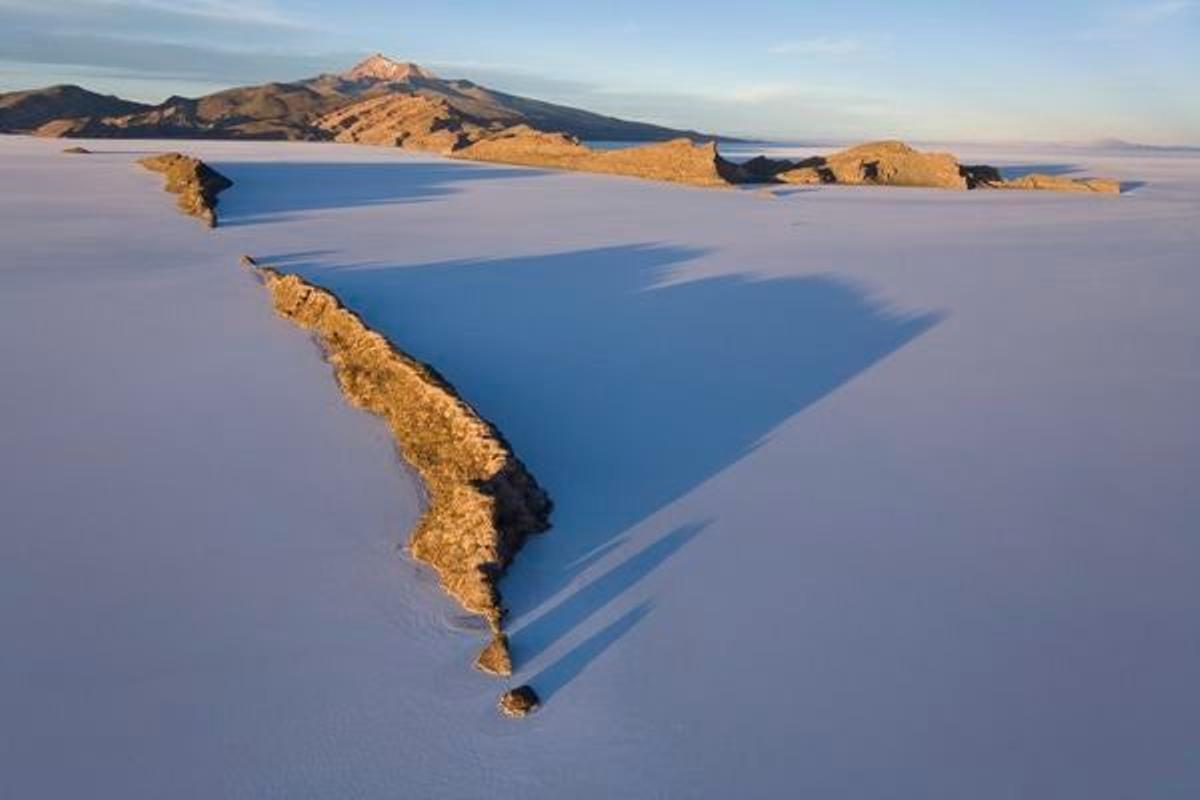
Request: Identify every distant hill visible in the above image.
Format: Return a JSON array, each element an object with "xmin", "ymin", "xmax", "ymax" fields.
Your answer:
[
  {"xmin": 1, "ymin": 54, "xmax": 719, "ymax": 143},
  {"xmin": 0, "ymin": 85, "xmax": 151, "ymax": 132},
  {"xmin": 1090, "ymin": 137, "xmax": 1200, "ymax": 153}
]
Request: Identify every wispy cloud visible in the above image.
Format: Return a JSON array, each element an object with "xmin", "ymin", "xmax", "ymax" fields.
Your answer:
[
  {"xmin": 1121, "ymin": 0, "xmax": 1194, "ymax": 24},
  {"xmin": 768, "ymin": 36, "xmax": 867, "ymax": 57},
  {"xmin": 1077, "ymin": 0, "xmax": 1194, "ymax": 39},
  {"xmin": 116, "ymin": 0, "xmax": 313, "ymax": 29},
  {"xmin": 0, "ymin": 0, "xmax": 314, "ymax": 30}
]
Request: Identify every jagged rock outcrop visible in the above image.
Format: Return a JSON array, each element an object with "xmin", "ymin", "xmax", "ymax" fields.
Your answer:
[
  {"xmin": 761, "ymin": 140, "xmax": 1121, "ymax": 194},
  {"xmin": 314, "ymin": 94, "xmax": 499, "ymax": 153},
  {"xmin": 243, "ymin": 258, "xmax": 551, "ymax": 676},
  {"xmin": 138, "ymin": 153, "xmax": 233, "ymax": 228},
  {"xmin": 475, "ymin": 634, "xmax": 514, "ymax": 676},
  {"xmin": 456, "ymin": 130, "xmax": 745, "ymax": 187},
  {"xmin": 498, "ymin": 686, "xmax": 540, "ymax": 718},
  {"xmin": 776, "ymin": 141, "xmax": 969, "ymax": 189}
]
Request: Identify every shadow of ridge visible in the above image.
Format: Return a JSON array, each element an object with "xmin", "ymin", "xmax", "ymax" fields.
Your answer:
[
  {"xmin": 529, "ymin": 601, "xmax": 654, "ymax": 702},
  {"xmin": 281, "ymin": 243, "xmax": 944, "ymax": 643},
  {"xmin": 511, "ymin": 521, "xmax": 708, "ymax": 667},
  {"xmin": 1120, "ymin": 181, "xmax": 1148, "ymax": 193},
  {"xmin": 998, "ymin": 163, "xmax": 1082, "ymax": 179},
  {"xmin": 214, "ymin": 160, "xmax": 552, "ymax": 226}
]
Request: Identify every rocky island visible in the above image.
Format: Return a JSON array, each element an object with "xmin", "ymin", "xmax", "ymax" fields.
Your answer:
[{"xmin": 240, "ymin": 256, "xmax": 551, "ymax": 685}]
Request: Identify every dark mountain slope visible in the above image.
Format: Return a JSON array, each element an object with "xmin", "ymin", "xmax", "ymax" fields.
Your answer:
[
  {"xmin": 0, "ymin": 85, "xmax": 151, "ymax": 132},
  {"xmin": 14, "ymin": 54, "xmax": 721, "ymax": 143}
]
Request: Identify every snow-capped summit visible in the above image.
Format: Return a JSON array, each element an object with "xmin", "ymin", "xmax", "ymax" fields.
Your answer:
[{"xmin": 344, "ymin": 54, "xmax": 437, "ymax": 82}]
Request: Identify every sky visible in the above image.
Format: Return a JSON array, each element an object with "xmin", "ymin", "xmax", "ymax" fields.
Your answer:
[{"xmin": 1, "ymin": 0, "xmax": 1197, "ymax": 144}]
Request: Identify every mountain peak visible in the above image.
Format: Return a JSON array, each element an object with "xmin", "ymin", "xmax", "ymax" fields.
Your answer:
[{"xmin": 345, "ymin": 54, "xmax": 436, "ymax": 82}]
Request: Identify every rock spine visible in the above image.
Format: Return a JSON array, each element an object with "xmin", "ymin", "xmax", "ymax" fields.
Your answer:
[
  {"xmin": 244, "ymin": 258, "xmax": 551, "ymax": 674},
  {"xmin": 139, "ymin": 153, "xmax": 233, "ymax": 227}
]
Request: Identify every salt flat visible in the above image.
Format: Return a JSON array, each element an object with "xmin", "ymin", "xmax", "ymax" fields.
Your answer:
[{"xmin": 2, "ymin": 135, "xmax": 1198, "ymax": 798}]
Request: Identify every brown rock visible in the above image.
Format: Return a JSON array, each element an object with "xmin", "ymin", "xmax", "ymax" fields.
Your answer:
[
  {"xmin": 498, "ymin": 686, "xmax": 540, "ymax": 718},
  {"xmin": 138, "ymin": 153, "xmax": 233, "ymax": 227},
  {"xmin": 774, "ymin": 157, "xmax": 830, "ymax": 185},
  {"xmin": 961, "ymin": 164, "xmax": 1003, "ymax": 187},
  {"xmin": 740, "ymin": 155, "xmax": 795, "ymax": 181},
  {"xmin": 61, "ymin": 146, "xmax": 91, "ymax": 154},
  {"xmin": 778, "ymin": 140, "xmax": 968, "ymax": 190},
  {"xmin": 456, "ymin": 131, "xmax": 744, "ymax": 187},
  {"xmin": 988, "ymin": 173, "xmax": 1121, "ymax": 195},
  {"xmin": 475, "ymin": 634, "xmax": 513, "ymax": 677},
  {"xmin": 769, "ymin": 142, "xmax": 1123, "ymax": 195},
  {"xmin": 314, "ymin": 93, "xmax": 494, "ymax": 153},
  {"xmin": 249, "ymin": 265, "xmax": 551, "ymax": 642}
]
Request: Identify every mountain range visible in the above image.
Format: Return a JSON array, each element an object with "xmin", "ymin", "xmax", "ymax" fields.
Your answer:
[{"xmin": 0, "ymin": 54, "xmax": 713, "ymax": 144}]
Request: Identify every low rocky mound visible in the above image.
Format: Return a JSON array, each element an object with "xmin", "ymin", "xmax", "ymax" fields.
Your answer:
[
  {"xmin": 456, "ymin": 129, "xmax": 744, "ymax": 187},
  {"xmin": 138, "ymin": 153, "xmax": 233, "ymax": 228},
  {"xmin": 244, "ymin": 258, "xmax": 551, "ymax": 679},
  {"xmin": 475, "ymin": 634, "xmax": 514, "ymax": 677},
  {"xmin": 776, "ymin": 141, "xmax": 970, "ymax": 189},
  {"xmin": 982, "ymin": 172, "xmax": 1121, "ymax": 194},
  {"xmin": 61, "ymin": 146, "xmax": 91, "ymax": 154},
  {"xmin": 498, "ymin": 686, "xmax": 540, "ymax": 718},
  {"xmin": 760, "ymin": 140, "xmax": 1120, "ymax": 194},
  {"xmin": 314, "ymin": 93, "xmax": 499, "ymax": 153}
]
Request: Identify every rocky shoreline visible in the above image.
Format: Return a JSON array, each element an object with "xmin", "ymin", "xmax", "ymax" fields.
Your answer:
[{"xmin": 241, "ymin": 256, "xmax": 552, "ymax": 685}]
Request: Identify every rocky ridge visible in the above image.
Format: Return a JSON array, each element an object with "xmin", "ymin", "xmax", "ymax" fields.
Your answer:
[
  {"xmin": 138, "ymin": 153, "xmax": 233, "ymax": 227},
  {"xmin": 454, "ymin": 129, "xmax": 745, "ymax": 186},
  {"xmin": 314, "ymin": 93, "xmax": 501, "ymax": 152},
  {"xmin": 766, "ymin": 140, "xmax": 1121, "ymax": 194},
  {"xmin": 243, "ymin": 258, "xmax": 551, "ymax": 680}
]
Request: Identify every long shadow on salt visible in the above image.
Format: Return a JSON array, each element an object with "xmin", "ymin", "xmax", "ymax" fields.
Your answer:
[
  {"xmin": 274, "ymin": 244, "xmax": 942, "ymax": 687},
  {"xmin": 215, "ymin": 161, "xmax": 550, "ymax": 226}
]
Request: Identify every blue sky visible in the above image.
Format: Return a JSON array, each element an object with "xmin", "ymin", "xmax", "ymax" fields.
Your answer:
[{"xmin": 1, "ymin": 0, "xmax": 1197, "ymax": 143}]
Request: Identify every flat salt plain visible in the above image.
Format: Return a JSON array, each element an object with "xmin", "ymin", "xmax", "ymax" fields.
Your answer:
[{"xmin": 2, "ymin": 134, "xmax": 1198, "ymax": 799}]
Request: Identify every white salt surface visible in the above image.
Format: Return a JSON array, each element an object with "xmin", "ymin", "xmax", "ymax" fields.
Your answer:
[{"xmin": 2, "ymin": 135, "xmax": 1198, "ymax": 798}]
